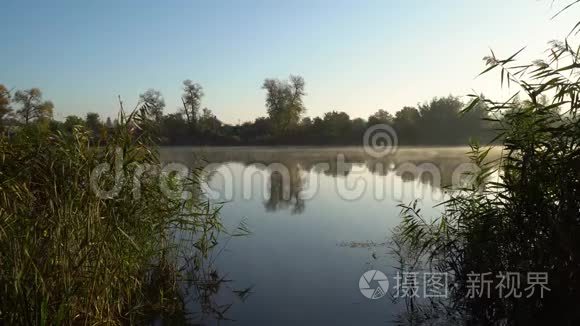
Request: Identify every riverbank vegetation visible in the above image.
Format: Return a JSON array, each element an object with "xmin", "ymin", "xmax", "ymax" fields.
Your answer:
[
  {"xmin": 0, "ymin": 106, "xmax": 223, "ymax": 324},
  {"xmin": 395, "ymin": 8, "xmax": 580, "ymax": 325},
  {"xmin": 0, "ymin": 80, "xmax": 492, "ymax": 146}
]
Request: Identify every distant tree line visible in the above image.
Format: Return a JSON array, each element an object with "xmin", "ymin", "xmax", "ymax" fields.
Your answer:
[{"xmin": 0, "ymin": 76, "xmax": 493, "ymax": 146}]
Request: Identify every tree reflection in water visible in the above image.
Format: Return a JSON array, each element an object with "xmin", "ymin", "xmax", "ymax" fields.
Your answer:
[{"xmin": 160, "ymin": 146, "xmax": 498, "ymax": 215}]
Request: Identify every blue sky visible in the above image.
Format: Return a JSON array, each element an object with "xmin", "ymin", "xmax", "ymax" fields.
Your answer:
[{"xmin": 1, "ymin": 0, "xmax": 577, "ymax": 123}]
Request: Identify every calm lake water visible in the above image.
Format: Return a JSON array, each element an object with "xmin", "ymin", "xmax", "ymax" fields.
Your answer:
[{"xmin": 160, "ymin": 146, "xmax": 491, "ymax": 325}]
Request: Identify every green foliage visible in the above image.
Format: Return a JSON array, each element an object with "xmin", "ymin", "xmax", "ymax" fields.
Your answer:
[
  {"xmin": 393, "ymin": 106, "xmax": 420, "ymax": 144},
  {"xmin": 321, "ymin": 111, "xmax": 352, "ymax": 139},
  {"xmin": 13, "ymin": 88, "xmax": 53, "ymax": 124},
  {"xmin": 0, "ymin": 84, "xmax": 12, "ymax": 132},
  {"xmin": 395, "ymin": 13, "xmax": 580, "ymax": 324},
  {"xmin": 416, "ymin": 95, "xmax": 490, "ymax": 145},
  {"xmin": 63, "ymin": 115, "xmax": 85, "ymax": 133},
  {"xmin": 1, "ymin": 80, "xmax": 492, "ymax": 146},
  {"xmin": 85, "ymin": 112, "xmax": 109, "ymax": 144},
  {"xmin": 262, "ymin": 75, "xmax": 306, "ymax": 135},
  {"xmin": 0, "ymin": 107, "xmax": 222, "ymax": 324},
  {"xmin": 139, "ymin": 88, "xmax": 165, "ymax": 122},
  {"xmin": 198, "ymin": 108, "xmax": 222, "ymax": 134},
  {"xmin": 181, "ymin": 80, "xmax": 203, "ymax": 125},
  {"xmin": 368, "ymin": 109, "xmax": 394, "ymax": 125}
]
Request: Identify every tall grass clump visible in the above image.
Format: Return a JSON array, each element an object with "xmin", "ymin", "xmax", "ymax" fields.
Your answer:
[
  {"xmin": 0, "ymin": 106, "xmax": 222, "ymax": 324},
  {"xmin": 395, "ymin": 8, "xmax": 580, "ymax": 325}
]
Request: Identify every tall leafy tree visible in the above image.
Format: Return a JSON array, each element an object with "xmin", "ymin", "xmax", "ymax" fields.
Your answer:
[
  {"xmin": 181, "ymin": 80, "xmax": 203, "ymax": 126},
  {"xmin": 321, "ymin": 111, "xmax": 351, "ymax": 141},
  {"xmin": 160, "ymin": 112, "xmax": 188, "ymax": 144},
  {"xmin": 85, "ymin": 112, "xmax": 102, "ymax": 139},
  {"xmin": 139, "ymin": 89, "xmax": 165, "ymax": 122},
  {"xmin": 368, "ymin": 109, "xmax": 394, "ymax": 125},
  {"xmin": 418, "ymin": 96, "xmax": 464, "ymax": 144},
  {"xmin": 262, "ymin": 75, "xmax": 306, "ymax": 135},
  {"xmin": 393, "ymin": 106, "xmax": 420, "ymax": 144},
  {"xmin": 13, "ymin": 88, "xmax": 53, "ymax": 124},
  {"xmin": 63, "ymin": 115, "xmax": 85, "ymax": 133}
]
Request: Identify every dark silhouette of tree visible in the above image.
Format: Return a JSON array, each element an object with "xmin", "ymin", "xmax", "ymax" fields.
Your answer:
[
  {"xmin": 181, "ymin": 80, "xmax": 203, "ymax": 126},
  {"xmin": 0, "ymin": 85, "xmax": 11, "ymax": 132},
  {"xmin": 85, "ymin": 112, "xmax": 103, "ymax": 140},
  {"xmin": 13, "ymin": 88, "xmax": 53, "ymax": 124},
  {"xmin": 160, "ymin": 113, "xmax": 188, "ymax": 144},
  {"xmin": 321, "ymin": 111, "xmax": 351, "ymax": 143},
  {"xmin": 368, "ymin": 109, "xmax": 394, "ymax": 125},
  {"xmin": 236, "ymin": 117, "xmax": 272, "ymax": 144},
  {"xmin": 139, "ymin": 89, "xmax": 165, "ymax": 122},
  {"xmin": 418, "ymin": 96, "xmax": 464, "ymax": 144},
  {"xmin": 393, "ymin": 106, "xmax": 420, "ymax": 144},
  {"xmin": 63, "ymin": 115, "xmax": 85, "ymax": 133},
  {"xmin": 301, "ymin": 117, "xmax": 313, "ymax": 128},
  {"xmin": 350, "ymin": 117, "xmax": 367, "ymax": 143},
  {"xmin": 198, "ymin": 108, "xmax": 222, "ymax": 134}
]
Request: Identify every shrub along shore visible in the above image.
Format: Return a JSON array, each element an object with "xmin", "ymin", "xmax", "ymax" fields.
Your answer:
[{"xmin": 0, "ymin": 107, "xmax": 222, "ymax": 324}]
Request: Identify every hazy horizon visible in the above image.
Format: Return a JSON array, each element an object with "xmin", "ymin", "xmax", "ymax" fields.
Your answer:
[{"xmin": 1, "ymin": 0, "xmax": 576, "ymax": 124}]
